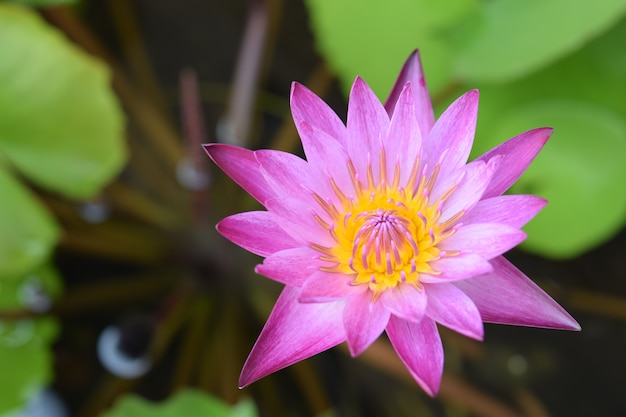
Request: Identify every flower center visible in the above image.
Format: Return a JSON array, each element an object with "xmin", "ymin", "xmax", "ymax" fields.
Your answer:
[
  {"xmin": 311, "ymin": 151, "xmax": 462, "ymax": 295},
  {"xmin": 351, "ymin": 209, "xmax": 417, "ymax": 277}
]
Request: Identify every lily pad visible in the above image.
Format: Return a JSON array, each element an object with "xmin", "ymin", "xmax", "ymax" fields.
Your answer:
[
  {"xmin": 0, "ymin": 168, "xmax": 59, "ymax": 279},
  {"xmin": 0, "ymin": 262, "xmax": 62, "ymax": 415},
  {"xmin": 304, "ymin": 0, "xmax": 477, "ymax": 97},
  {"xmin": 477, "ymin": 99, "xmax": 626, "ymax": 259},
  {"xmin": 452, "ymin": 0, "xmax": 626, "ymax": 83},
  {"xmin": 0, "ymin": 262, "xmax": 63, "ymax": 311},
  {"xmin": 3, "ymin": 0, "xmax": 76, "ymax": 6},
  {"xmin": 101, "ymin": 390, "xmax": 258, "ymax": 417},
  {"xmin": 0, "ymin": 4, "xmax": 126, "ymax": 199},
  {"xmin": 0, "ymin": 317, "xmax": 59, "ymax": 415},
  {"xmin": 466, "ymin": 19, "xmax": 626, "ymax": 258}
]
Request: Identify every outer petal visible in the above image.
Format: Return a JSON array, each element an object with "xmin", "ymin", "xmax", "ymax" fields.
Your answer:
[
  {"xmin": 423, "ymin": 90, "xmax": 479, "ymax": 178},
  {"xmin": 384, "ymin": 50, "xmax": 435, "ymax": 139},
  {"xmin": 421, "ymin": 252, "xmax": 493, "ymax": 283},
  {"xmin": 265, "ymin": 197, "xmax": 334, "ymax": 247},
  {"xmin": 454, "ymin": 256, "xmax": 580, "ymax": 330},
  {"xmin": 380, "ymin": 284, "xmax": 427, "ymax": 323},
  {"xmin": 255, "ymin": 149, "xmax": 315, "ymax": 204},
  {"xmin": 477, "ymin": 127, "xmax": 552, "ymax": 198},
  {"xmin": 343, "ymin": 292, "xmax": 391, "ymax": 357},
  {"xmin": 384, "ymin": 82, "xmax": 422, "ymax": 186},
  {"xmin": 462, "ymin": 195, "xmax": 547, "ymax": 228},
  {"xmin": 441, "ymin": 223, "xmax": 527, "ymax": 260},
  {"xmin": 203, "ymin": 143, "xmax": 275, "ymax": 204},
  {"xmin": 424, "ymin": 283, "xmax": 484, "ymax": 340},
  {"xmin": 386, "ymin": 316, "xmax": 443, "ymax": 396},
  {"xmin": 291, "ymin": 82, "xmax": 348, "ymax": 147},
  {"xmin": 239, "ymin": 286, "xmax": 346, "ymax": 387},
  {"xmin": 299, "ymin": 271, "xmax": 366, "ymax": 302},
  {"xmin": 346, "ymin": 77, "xmax": 390, "ymax": 183},
  {"xmin": 255, "ymin": 247, "xmax": 321, "ymax": 286},
  {"xmin": 216, "ymin": 211, "xmax": 299, "ymax": 257}
]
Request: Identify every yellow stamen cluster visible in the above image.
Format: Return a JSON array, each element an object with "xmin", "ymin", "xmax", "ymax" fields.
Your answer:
[{"xmin": 312, "ymin": 150, "xmax": 461, "ymax": 295}]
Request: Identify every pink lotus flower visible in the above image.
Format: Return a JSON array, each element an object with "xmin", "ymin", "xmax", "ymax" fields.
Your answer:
[{"xmin": 204, "ymin": 50, "xmax": 580, "ymax": 396}]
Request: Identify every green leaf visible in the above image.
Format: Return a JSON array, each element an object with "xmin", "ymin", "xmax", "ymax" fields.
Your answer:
[
  {"xmin": 101, "ymin": 390, "xmax": 258, "ymax": 417},
  {"xmin": 453, "ymin": 0, "xmax": 626, "ymax": 83},
  {"xmin": 0, "ymin": 4, "xmax": 126, "ymax": 199},
  {"xmin": 0, "ymin": 168, "xmax": 59, "ymax": 279},
  {"xmin": 465, "ymin": 19, "xmax": 626, "ymax": 258},
  {"xmin": 2, "ymin": 0, "xmax": 77, "ymax": 7},
  {"xmin": 0, "ymin": 317, "xmax": 59, "ymax": 414},
  {"xmin": 304, "ymin": 0, "xmax": 478, "ymax": 98},
  {"xmin": 478, "ymin": 99, "xmax": 626, "ymax": 259},
  {"xmin": 0, "ymin": 262, "xmax": 63, "ymax": 310}
]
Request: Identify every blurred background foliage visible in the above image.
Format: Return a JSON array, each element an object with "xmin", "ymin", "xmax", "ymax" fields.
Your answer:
[{"xmin": 0, "ymin": 0, "xmax": 625, "ymax": 416}]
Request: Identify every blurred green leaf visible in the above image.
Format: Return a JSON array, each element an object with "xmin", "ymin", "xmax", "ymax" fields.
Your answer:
[
  {"xmin": 468, "ymin": 18, "xmax": 626, "ymax": 258},
  {"xmin": 0, "ymin": 4, "xmax": 126, "ymax": 199},
  {"xmin": 0, "ymin": 262, "xmax": 61, "ymax": 415},
  {"xmin": 0, "ymin": 262, "xmax": 63, "ymax": 310},
  {"xmin": 2, "ymin": 0, "xmax": 76, "ymax": 6},
  {"xmin": 478, "ymin": 99, "xmax": 626, "ymax": 258},
  {"xmin": 0, "ymin": 317, "xmax": 59, "ymax": 414},
  {"xmin": 452, "ymin": 0, "xmax": 626, "ymax": 83},
  {"xmin": 101, "ymin": 390, "xmax": 258, "ymax": 417},
  {"xmin": 304, "ymin": 0, "xmax": 478, "ymax": 97},
  {"xmin": 0, "ymin": 168, "xmax": 59, "ymax": 279}
]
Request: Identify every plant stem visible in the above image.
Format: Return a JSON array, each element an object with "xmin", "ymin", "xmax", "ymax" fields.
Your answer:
[
  {"xmin": 218, "ymin": 0, "xmax": 269, "ymax": 147},
  {"xmin": 107, "ymin": 0, "xmax": 169, "ymax": 114},
  {"xmin": 53, "ymin": 270, "xmax": 177, "ymax": 316},
  {"xmin": 171, "ymin": 296, "xmax": 211, "ymax": 391}
]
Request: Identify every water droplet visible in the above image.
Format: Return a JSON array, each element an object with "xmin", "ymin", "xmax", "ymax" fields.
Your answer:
[
  {"xmin": 507, "ymin": 353, "xmax": 528, "ymax": 377},
  {"xmin": 19, "ymin": 276, "xmax": 52, "ymax": 313},
  {"xmin": 9, "ymin": 388, "xmax": 67, "ymax": 417},
  {"xmin": 176, "ymin": 158, "xmax": 211, "ymax": 190},
  {"xmin": 97, "ymin": 323, "xmax": 152, "ymax": 379},
  {"xmin": 0, "ymin": 320, "xmax": 35, "ymax": 348},
  {"xmin": 78, "ymin": 199, "xmax": 111, "ymax": 224}
]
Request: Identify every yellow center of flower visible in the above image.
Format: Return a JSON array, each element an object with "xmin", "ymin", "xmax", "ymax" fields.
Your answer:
[{"xmin": 312, "ymin": 150, "xmax": 462, "ymax": 295}]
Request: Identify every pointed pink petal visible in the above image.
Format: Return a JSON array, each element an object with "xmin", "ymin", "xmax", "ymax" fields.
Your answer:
[
  {"xmin": 255, "ymin": 149, "xmax": 316, "ymax": 203},
  {"xmin": 441, "ymin": 223, "xmax": 527, "ymax": 260},
  {"xmin": 438, "ymin": 158, "xmax": 498, "ymax": 223},
  {"xmin": 386, "ymin": 316, "xmax": 443, "ymax": 396},
  {"xmin": 477, "ymin": 127, "xmax": 552, "ymax": 198},
  {"xmin": 203, "ymin": 143, "xmax": 275, "ymax": 204},
  {"xmin": 463, "ymin": 195, "xmax": 547, "ymax": 228},
  {"xmin": 384, "ymin": 82, "xmax": 422, "ymax": 186},
  {"xmin": 216, "ymin": 211, "xmax": 299, "ymax": 256},
  {"xmin": 424, "ymin": 283, "xmax": 483, "ymax": 340},
  {"xmin": 343, "ymin": 292, "xmax": 390, "ymax": 356},
  {"xmin": 264, "ymin": 197, "xmax": 334, "ymax": 247},
  {"xmin": 255, "ymin": 247, "xmax": 321, "ymax": 286},
  {"xmin": 346, "ymin": 77, "xmax": 390, "ymax": 183},
  {"xmin": 380, "ymin": 284, "xmax": 427, "ymax": 323},
  {"xmin": 296, "ymin": 120, "xmax": 356, "ymax": 200},
  {"xmin": 299, "ymin": 271, "xmax": 366, "ymax": 302},
  {"xmin": 454, "ymin": 256, "xmax": 580, "ymax": 330},
  {"xmin": 239, "ymin": 286, "xmax": 346, "ymax": 387},
  {"xmin": 291, "ymin": 82, "xmax": 348, "ymax": 147},
  {"xmin": 421, "ymin": 252, "xmax": 494, "ymax": 283},
  {"xmin": 423, "ymin": 90, "xmax": 479, "ymax": 178},
  {"xmin": 384, "ymin": 50, "xmax": 435, "ymax": 139}
]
